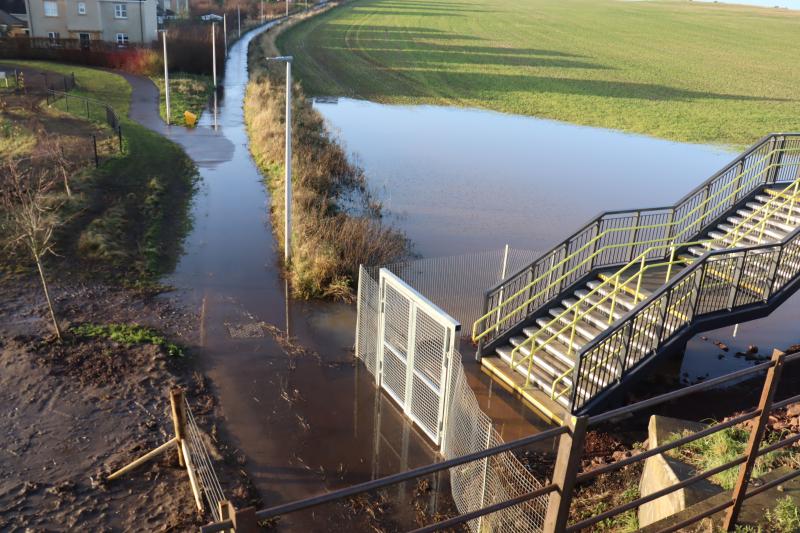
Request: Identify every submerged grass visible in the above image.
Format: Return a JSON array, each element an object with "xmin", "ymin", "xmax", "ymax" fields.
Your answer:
[
  {"xmin": 245, "ymin": 18, "xmax": 408, "ymax": 299},
  {"xmin": 71, "ymin": 323, "xmax": 185, "ymax": 357},
  {"xmin": 277, "ymin": 0, "xmax": 800, "ymax": 146}
]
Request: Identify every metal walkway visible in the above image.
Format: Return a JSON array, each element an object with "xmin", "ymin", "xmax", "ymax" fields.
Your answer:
[{"xmin": 473, "ymin": 133, "xmax": 800, "ymax": 423}]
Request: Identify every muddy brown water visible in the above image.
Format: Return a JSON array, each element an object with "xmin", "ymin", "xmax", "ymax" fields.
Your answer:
[{"xmin": 122, "ymin": 19, "xmax": 800, "ymax": 530}]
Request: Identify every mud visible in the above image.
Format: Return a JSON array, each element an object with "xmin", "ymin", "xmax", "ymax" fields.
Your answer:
[{"xmin": 0, "ymin": 276, "xmax": 260, "ymax": 531}]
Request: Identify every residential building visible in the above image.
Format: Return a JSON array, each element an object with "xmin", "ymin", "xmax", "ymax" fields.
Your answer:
[
  {"xmin": 0, "ymin": 8, "xmax": 27, "ymax": 36},
  {"xmin": 24, "ymin": 0, "xmax": 157, "ymax": 44}
]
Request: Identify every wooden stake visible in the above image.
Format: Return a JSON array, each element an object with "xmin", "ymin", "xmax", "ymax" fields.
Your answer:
[
  {"xmin": 723, "ymin": 349, "xmax": 785, "ymax": 530},
  {"xmin": 218, "ymin": 500, "xmax": 234, "ymax": 533},
  {"xmin": 182, "ymin": 439, "xmax": 205, "ymax": 513},
  {"xmin": 233, "ymin": 506, "xmax": 259, "ymax": 533},
  {"xmin": 106, "ymin": 436, "xmax": 178, "ymax": 481},
  {"xmin": 170, "ymin": 388, "xmax": 187, "ymax": 467}
]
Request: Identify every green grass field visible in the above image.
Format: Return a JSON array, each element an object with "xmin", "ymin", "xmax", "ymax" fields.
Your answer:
[{"xmin": 277, "ymin": 0, "xmax": 800, "ymax": 145}]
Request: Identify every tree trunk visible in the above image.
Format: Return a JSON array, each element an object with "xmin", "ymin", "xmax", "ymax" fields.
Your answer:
[{"xmin": 36, "ymin": 258, "xmax": 62, "ymax": 340}]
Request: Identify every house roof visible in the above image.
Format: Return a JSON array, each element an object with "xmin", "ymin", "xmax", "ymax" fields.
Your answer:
[
  {"xmin": 0, "ymin": 8, "xmax": 25, "ymax": 26},
  {"xmin": 0, "ymin": 0, "xmax": 25, "ymax": 15}
]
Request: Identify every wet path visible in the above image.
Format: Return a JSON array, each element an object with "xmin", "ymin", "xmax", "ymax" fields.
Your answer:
[{"xmin": 118, "ymin": 21, "xmax": 530, "ymax": 528}]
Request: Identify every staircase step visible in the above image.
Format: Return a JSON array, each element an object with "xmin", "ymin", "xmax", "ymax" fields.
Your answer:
[
  {"xmin": 573, "ymin": 289, "xmax": 627, "ymax": 322},
  {"xmin": 708, "ymin": 230, "xmax": 768, "ymax": 247},
  {"xmin": 728, "ymin": 214, "xmax": 796, "ymax": 235},
  {"xmin": 586, "ymin": 280, "xmax": 642, "ymax": 311},
  {"xmin": 494, "ymin": 345, "xmax": 579, "ymax": 407},
  {"xmin": 546, "ymin": 308, "xmax": 609, "ymax": 340},
  {"xmin": 749, "ymin": 199, "xmax": 800, "ymax": 218},
  {"xmin": 525, "ymin": 323, "xmax": 587, "ymax": 355},
  {"xmin": 481, "ymin": 355, "xmax": 569, "ymax": 420},
  {"xmin": 718, "ymin": 222, "xmax": 784, "ymax": 242},
  {"xmin": 511, "ymin": 332, "xmax": 577, "ymax": 368}
]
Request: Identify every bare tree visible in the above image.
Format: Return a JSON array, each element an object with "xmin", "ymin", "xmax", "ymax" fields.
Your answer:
[{"xmin": 0, "ymin": 158, "xmax": 64, "ymax": 340}]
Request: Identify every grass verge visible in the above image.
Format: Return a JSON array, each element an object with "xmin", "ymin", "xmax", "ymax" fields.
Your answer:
[
  {"xmin": 0, "ymin": 60, "xmax": 197, "ymax": 282},
  {"xmin": 277, "ymin": 0, "xmax": 800, "ymax": 146},
  {"xmin": 245, "ymin": 12, "xmax": 408, "ymax": 299},
  {"xmin": 71, "ymin": 322, "xmax": 185, "ymax": 357},
  {"xmin": 150, "ymin": 73, "xmax": 213, "ymax": 126},
  {"xmin": 668, "ymin": 424, "xmax": 797, "ymax": 490}
]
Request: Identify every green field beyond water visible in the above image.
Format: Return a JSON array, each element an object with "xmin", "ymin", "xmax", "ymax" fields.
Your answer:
[{"xmin": 278, "ymin": 0, "xmax": 800, "ymax": 145}]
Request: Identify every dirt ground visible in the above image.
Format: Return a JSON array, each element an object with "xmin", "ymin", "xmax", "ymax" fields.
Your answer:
[{"xmin": 0, "ymin": 276, "xmax": 261, "ymax": 532}]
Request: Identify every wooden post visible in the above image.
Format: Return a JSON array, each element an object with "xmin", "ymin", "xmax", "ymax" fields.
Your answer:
[
  {"xmin": 723, "ymin": 349, "xmax": 785, "ymax": 531},
  {"xmin": 106, "ymin": 436, "xmax": 178, "ymax": 481},
  {"xmin": 543, "ymin": 415, "xmax": 589, "ymax": 533},
  {"xmin": 170, "ymin": 388, "xmax": 186, "ymax": 467},
  {"xmin": 233, "ymin": 506, "xmax": 259, "ymax": 533},
  {"xmin": 182, "ymin": 439, "xmax": 205, "ymax": 513},
  {"xmin": 218, "ymin": 500, "xmax": 234, "ymax": 533}
]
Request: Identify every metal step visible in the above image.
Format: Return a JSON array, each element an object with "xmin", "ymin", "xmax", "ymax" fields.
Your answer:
[
  {"xmin": 494, "ymin": 345, "xmax": 572, "ymax": 408},
  {"xmin": 586, "ymin": 280, "xmax": 642, "ymax": 311},
  {"xmin": 708, "ymin": 230, "xmax": 769, "ymax": 248},
  {"xmin": 718, "ymin": 222, "xmax": 785, "ymax": 242},
  {"xmin": 728, "ymin": 214, "xmax": 796, "ymax": 235}
]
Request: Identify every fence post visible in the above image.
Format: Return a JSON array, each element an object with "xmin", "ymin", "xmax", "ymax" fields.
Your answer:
[
  {"xmin": 543, "ymin": 415, "xmax": 588, "ymax": 533},
  {"xmin": 118, "ymin": 126, "xmax": 123, "ymax": 153},
  {"xmin": 218, "ymin": 500, "xmax": 234, "ymax": 533},
  {"xmin": 169, "ymin": 388, "xmax": 187, "ymax": 467},
  {"xmin": 722, "ymin": 349, "xmax": 785, "ymax": 531},
  {"xmin": 233, "ymin": 506, "xmax": 259, "ymax": 533},
  {"xmin": 91, "ymin": 134, "xmax": 99, "ymax": 167}
]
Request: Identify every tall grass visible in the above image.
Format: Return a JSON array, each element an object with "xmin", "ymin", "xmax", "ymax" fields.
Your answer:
[{"xmin": 244, "ymin": 74, "xmax": 408, "ymax": 299}]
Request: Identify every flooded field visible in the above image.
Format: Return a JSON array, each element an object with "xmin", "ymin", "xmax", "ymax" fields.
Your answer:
[
  {"xmin": 314, "ymin": 97, "xmax": 735, "ymax": 256},
  {"xmin": 314, "ymin": 97, "xmax": 800, "ymax": 386}
]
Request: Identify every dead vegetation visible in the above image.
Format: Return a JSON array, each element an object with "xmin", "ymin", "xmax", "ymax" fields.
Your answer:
[{"xmin": 244, "ymin": 19, "xmax": 408, "ymax": 300}]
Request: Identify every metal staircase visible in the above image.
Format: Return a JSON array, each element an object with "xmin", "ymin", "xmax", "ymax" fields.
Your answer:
[{"xmin": 473, "ymin": 134, "xmax": 800, "ymax": 421}]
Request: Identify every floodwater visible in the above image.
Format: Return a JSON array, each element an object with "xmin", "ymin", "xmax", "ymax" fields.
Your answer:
[
  {"xmin": 130, "ymin": 19, "xmax": 548, "ymax": 530},
  {"xmin": 314, "ymin": 98, "xmax": 735, "ymax": 257},
  {"xmin": 314, "ymin": 98, "xmax": 800, "ymax": 387}
]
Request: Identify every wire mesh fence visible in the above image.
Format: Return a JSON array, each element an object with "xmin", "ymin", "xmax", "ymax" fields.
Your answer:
[
  {"xmin": 184, "ymin": 397, "xmax": 227, "ymax": 521},
  {"xmin": 356, "ymin": 248, "xmax": 548, "ymax": 533}
]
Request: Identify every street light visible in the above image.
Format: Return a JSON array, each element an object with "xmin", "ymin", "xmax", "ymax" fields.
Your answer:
[
  {"xmin": 211, "ymin": 21, "xmax": 217, "ymax": 89},
  {"xmin": 159, "ymin": 29, "xmax": 170, "ymax": 125},
  {"xmin": 267, "ymin": 55, "xmax": 293, "ymax": 265}
]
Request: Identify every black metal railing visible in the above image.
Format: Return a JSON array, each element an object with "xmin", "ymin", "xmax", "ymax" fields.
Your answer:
[{"xmin": 476, "ymin": 133, "xmax": 800, "ymax": 356}]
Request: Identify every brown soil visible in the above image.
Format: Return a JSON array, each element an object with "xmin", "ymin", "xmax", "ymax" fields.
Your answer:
[{"xmin": 0, "ymin": 275, "xmax": 261, "ymax": 531}]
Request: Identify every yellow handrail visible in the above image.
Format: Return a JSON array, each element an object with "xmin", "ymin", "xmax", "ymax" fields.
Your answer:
[
  {"xmin": 472, "ymin": 147, "xmax": 800, "ymax": 343},
  {"xmin": 546, "ymin": 178, "xmax": 800, "ymax": 402}
]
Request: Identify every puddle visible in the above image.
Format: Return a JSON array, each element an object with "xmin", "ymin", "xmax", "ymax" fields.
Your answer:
[{"xmin": 314, "ymin": 97, "xmax": 734, "ymax": 256}]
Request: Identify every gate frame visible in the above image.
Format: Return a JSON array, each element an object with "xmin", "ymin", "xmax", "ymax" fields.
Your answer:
[{"xmin": 377, "ymin": 268, "xmax": 461, "ymax": 447}]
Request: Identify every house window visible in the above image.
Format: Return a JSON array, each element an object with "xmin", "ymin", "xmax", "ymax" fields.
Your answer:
[
  {"xmin": 114, "ymin": 3, "xmax": 127, "ymax": 18},
  {"xmin": 47, "ymin": 31, "xmax": 59, "ymax": 41},
  {"xmin": 79, "ymin": 32, "xmax": 90, "ymax": 47},
  {"xmin": 77, "ymin": 2, "xmax": 86, "ymax": 14},
  {"xmin": 115, "ymin": 32, "xmax": 128, "ymax": 46},
  {"xmin": 164, "ymin": 0, "xmax": 171, "ymax": 9},
  {"xmin": 43, "ymin": 1, "xmax": 58, "ymax": 17}
]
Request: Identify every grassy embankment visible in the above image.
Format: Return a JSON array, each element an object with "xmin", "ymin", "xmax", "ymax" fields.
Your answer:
[
  {"xmin": 277, "ymin": 0, "xmax": 800, "ymax": 146},
  {"xmin": 0, "ymin": 60, "xmax": 196, "ymax": 282},
  {"xmin": 150, "ymin": 73, "xmax": 213, "ymax": 125},
  {"xmin": 244, "ymin": 12, "xmax": 408, "ymax": 299}
]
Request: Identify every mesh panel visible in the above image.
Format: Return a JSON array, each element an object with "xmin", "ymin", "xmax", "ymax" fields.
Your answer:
[{"xmin": 357, "ymin": 259, "xmax": 548, "ymax": 532}]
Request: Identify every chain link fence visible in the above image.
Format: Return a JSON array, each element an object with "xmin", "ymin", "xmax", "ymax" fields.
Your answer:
[{"xmin": 356, "ymin": 248, "xmax": 548, "ymax": 533}]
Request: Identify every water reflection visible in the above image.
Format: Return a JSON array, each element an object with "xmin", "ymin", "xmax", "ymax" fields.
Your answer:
[{"xmin": 314, "ymin": 97, "xmax": 735, "ymax": 256}]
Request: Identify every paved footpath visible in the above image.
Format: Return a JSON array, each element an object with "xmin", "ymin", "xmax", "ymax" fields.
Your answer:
[{"xmin": 118, "ymin": 72, "xmax": 235, "ymax": 168}]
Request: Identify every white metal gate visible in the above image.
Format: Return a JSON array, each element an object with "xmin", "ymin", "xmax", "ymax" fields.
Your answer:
[{"xmin": 377, "ymin": 268, "xmax": 460, "ymax": 446}]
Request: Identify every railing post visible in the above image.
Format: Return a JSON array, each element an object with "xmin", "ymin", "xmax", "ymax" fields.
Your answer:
[
  {"xmin": 722, "ymin": 349, "xmax": 785, "ymax": 531},
  {"xmin": 92, "ymin": 134, "xmax": 99, "ymax": 167},
  {"xmin": 543, "ymin": 415, "xmax": 588, "ymax": 533},
  {"xmin": 232, "ymin": 506, "xmax": 258, "ymax": 533},
  {"xmin": 726, "ymin": 253, "xmax": 747, "ymax": 310},
  {"xmin": 766, "ymin": 136, "xmax": 784, "ymax": 185},
  {"xmin": 169, "ymin": 388, "xmax": 187, "ymax": 467},
  {"xmin": 218, "ymin": 500, "xmax": 234, "ymax": 533}
]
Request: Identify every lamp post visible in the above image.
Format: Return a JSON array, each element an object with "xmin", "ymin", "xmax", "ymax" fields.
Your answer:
[
  {"xmin": 267, "ymin": 56, "xmax": 293, "ymax": 265},
  {"xmin": 211, "ymin": 22, "xmax": 217, "ymax": 89},
  {"xmin": 223, "ymin": 13, "xmax": 228, "ymax": 57},
  {"xmin": 285, "ymin": 0, "xmax": 289, "ymax": 18},
  {"xmin": 237, "ymin": 4, "xmax": 241, "ymax": 38},
  {"xmin": 159, "ymin": 29, "xmax": 170, "ymax": 125}
]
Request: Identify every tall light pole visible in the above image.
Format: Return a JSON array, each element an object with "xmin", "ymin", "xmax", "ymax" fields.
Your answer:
[
  {"xmin": 285, "ymin": 0, "xmax": 289, "ymax": 18},
  {"xmin": 160, "ymin": 29, "xmax": 170, "ymax": 125},
  {"xmin": 211, "ymin": 22, "xmax": 217, "ymax": 89},
  {"xmin": 237, "ymin": 4, "xmax": 241, "ymax": 38},
  {"xmin": 223, "ymin": 13, "xmax": 228, "ymax": 57},
  {"xmin": 267, "ymin": 56, "xmax": 293, "ymax": 265}
]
